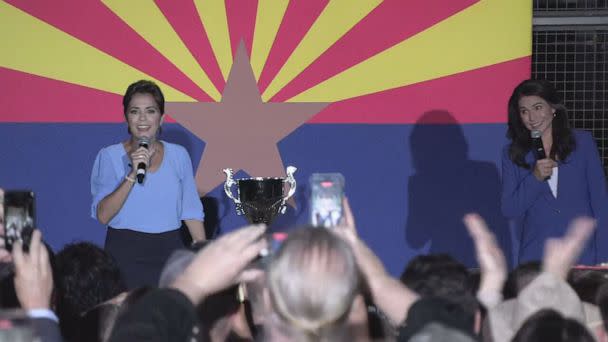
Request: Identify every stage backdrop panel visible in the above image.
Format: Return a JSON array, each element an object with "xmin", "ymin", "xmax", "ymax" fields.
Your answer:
[{"xmin": 0, "ymin": 0, "xmax": 531, "ymax": 274}]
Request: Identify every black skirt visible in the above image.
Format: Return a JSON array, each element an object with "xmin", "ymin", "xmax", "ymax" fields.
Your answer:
[{"xmin": 105, "ymin": 227, "xmax": 185, "ymax": 289}]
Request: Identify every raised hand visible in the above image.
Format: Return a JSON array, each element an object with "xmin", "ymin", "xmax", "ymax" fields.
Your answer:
[
  {"xmin": 12, "ymin": 229, "xmax": 53, "ymax": 310},
  {"xmin": 171, "ymin": 224, "xmax": 268, "ymax": 304},
  {"xmin": 464, "ymin": 213, "xmax": 507, "ymax": 305},
  {"xmin": 333, "ymin": 199, "xmax": 418, "ymax": 325},
  {"xmin": 543, "ymin": 217, "xmax": 596, "ymax": 279},
  {"xmin": 337, "ymin": 197, "xmax": 357, "ymax": 236}
]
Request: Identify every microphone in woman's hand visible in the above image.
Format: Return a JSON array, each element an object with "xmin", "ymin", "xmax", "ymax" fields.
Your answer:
[
  {"xmin": 137, "ymin": 137, "xmax": 150, "ymax": 184},
  {"xmin": 531, "ymin": 130, "xmax": 546, "ymax": 160}
]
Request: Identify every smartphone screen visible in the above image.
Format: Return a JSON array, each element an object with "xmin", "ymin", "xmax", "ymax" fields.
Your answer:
[
  {"xmin": 3, "ymin": 191, "xmax": 35, "ymax": 252},
  {"xmin": 269, "ymin": 232, "xmax": 288, "ymax": 253},
  {"xmin": 250, "ymin": 232, "xmax": 288, "ymax": 269},
  {"xmin": 310, "ymin": 173, "xmax": 345, "ymax": 228}
]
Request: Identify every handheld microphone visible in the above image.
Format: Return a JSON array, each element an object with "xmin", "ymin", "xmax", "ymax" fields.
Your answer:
[
  {"xmin": 531, "ymin": 130, "xmax": 546, "ymax": 160},
  {"xmin": 136, "ymin": 137, "xmax": 150, "ymax": 184}
]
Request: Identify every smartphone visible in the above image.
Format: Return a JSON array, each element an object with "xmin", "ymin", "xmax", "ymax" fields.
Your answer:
[
  {"xmin": 3, "ymin": 191, "xmax": 35, "ymax": 252},
  {"xmin": 250, "ymin": 232, "xmax": 288, "ymax": 269},
  {"xmin": 310, "ymin": 173, "xmax": 345, "ymax": 228},
  {"xmin": 268, "ymin": 232, "xmax": 288, "ymax": 254}
]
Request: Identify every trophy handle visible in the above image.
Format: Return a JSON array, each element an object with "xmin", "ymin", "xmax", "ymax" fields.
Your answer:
[
  {"xmin": 284, "ymin": 166, "xmax": 297, "ymax": 200},
  {"xmin": 279, "ymin": 166, "xmax": 297, "ymax": 214},
  {"xmin": 222, "ymin": 168, "xmax": 243, "ymax": 214}
]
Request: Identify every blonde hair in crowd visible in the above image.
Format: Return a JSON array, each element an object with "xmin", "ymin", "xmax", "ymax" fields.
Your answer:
[{"xmin": 267, "ymin": 227, "xmax": 361, "ymax": 341}]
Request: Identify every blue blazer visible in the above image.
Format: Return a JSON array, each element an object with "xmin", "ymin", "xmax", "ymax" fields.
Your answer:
[{"xmin": 501, "ymin": 130, "xmax": 608, "ymax": 265}]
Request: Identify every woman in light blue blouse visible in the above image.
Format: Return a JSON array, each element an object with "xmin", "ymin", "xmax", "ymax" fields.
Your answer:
[{"xmin": 91, "ymin": 80, "xmax": 206, "ymax": 288}]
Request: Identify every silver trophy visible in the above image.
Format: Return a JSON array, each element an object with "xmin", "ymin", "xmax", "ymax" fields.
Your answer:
[{"xmin": 223, "ymin": 166, "xmax": 297, "ymax": 225}]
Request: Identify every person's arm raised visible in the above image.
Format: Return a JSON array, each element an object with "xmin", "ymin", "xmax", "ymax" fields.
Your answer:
[
  {"xmin": 171, "ymin": 224, "xmax": 267, "ymax": 304},
  {"xmin": 464, "ymin": 213, "xmax": 507, "ymax": 309},
  {"xmin": 542, "ymin": 217, "xmax": 596, "ymax": 279},
  {"xmin": 109, "ymin": 224, "xmax": 268, "ymax": 342},
  {"xmin": 12, "ymin": 229, "xmax": 53, "ymax": 311},
  {"xmin": 335, "ymin": 198, "xmax": 419, "ymax": 325}
]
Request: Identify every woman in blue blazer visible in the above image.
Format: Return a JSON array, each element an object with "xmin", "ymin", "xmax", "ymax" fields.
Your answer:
[{"xmin": 501, "ymin": 79, "xmax": 607, "ymax": 265}]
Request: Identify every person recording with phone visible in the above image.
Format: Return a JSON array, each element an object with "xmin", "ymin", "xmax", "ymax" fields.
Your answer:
[
  {"xmin": 91, "ymin": 80, "xmax": 206, "ymax": 288},
  {"xmin": 501, "ymin": 79, "xmax": 608, "ymax": 265},
  {"xmin": 0, "ymin": 188, "xmax": 63, "ymax": 342}
]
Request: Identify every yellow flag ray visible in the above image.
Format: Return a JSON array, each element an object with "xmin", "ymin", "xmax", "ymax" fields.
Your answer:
[
  {"xmin": 0, "ymin": 1, "xmax": 193, "ymax": 101},
  {"xmin": 262, "ymin": 0, "xmax": 383, "ymax": 101},
  {"xmin": 290, "ymin": 0, "xmax": 532, "ymax": 102},
  {"xmin": 102, "ymin": 0, "xmax": 220, "ymax": 100},
  {"xmin": 250, "ymin": 0, "xmax": 289, "ymax": 80},
  {"xmin": 194, "ymin": 0, "xmax": 232, "ymax": 81}
]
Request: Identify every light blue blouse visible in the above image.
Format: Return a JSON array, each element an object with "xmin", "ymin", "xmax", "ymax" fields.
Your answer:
[{"xmin": 90, "ymin": 141, "xmax": 204, "ymax": 233}]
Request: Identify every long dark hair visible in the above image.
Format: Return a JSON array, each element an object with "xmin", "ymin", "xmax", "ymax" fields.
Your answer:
[{"xmin": 507, "ymin": 79, "xmax": 575, "ymax": 169}]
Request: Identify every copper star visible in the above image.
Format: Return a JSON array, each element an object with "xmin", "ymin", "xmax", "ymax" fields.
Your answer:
[{"xmin": 166, "ymin": 42, "xmax": 329, "ymax": 195}]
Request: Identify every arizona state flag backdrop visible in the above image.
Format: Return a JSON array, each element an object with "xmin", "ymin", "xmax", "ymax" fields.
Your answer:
[{"xmin": 0, "ymin": 0, "xmax": 531, "ymax": 273}]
